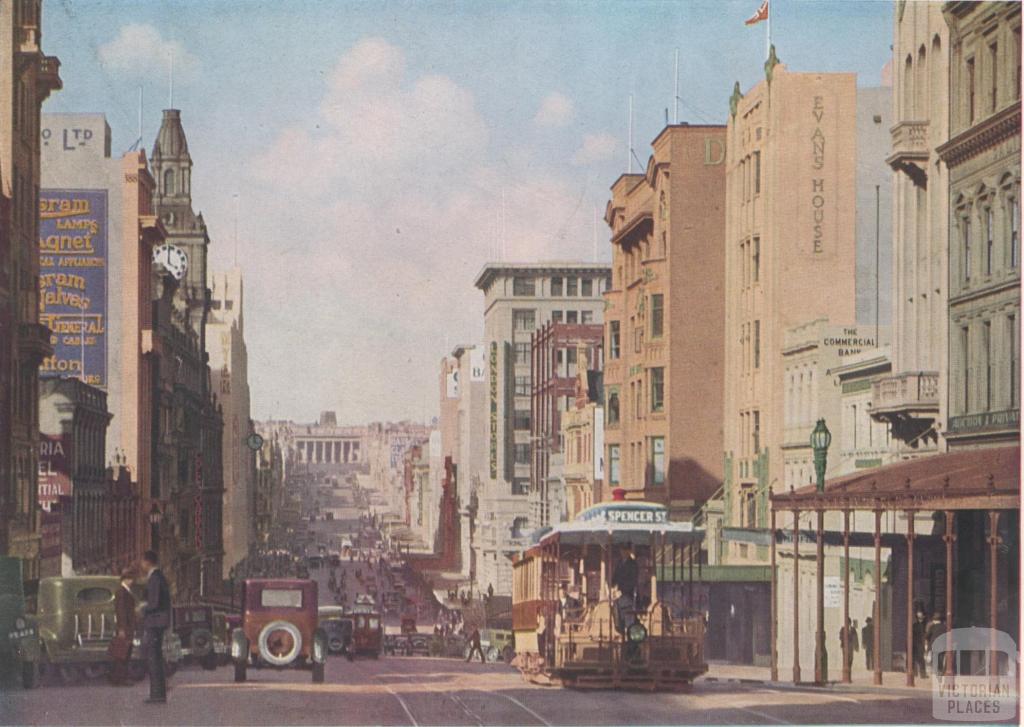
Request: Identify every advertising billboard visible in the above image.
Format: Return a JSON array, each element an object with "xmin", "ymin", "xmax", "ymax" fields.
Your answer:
[
  {"xmin": 38, "ymin": 433, "xmax": 72, "ymax": 512},
  {"xmin": 39, "ymin": 189, "xmax": 108, "ymax": 387}
]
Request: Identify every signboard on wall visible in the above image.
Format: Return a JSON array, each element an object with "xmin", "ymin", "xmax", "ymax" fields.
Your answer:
[
  {"xmin": 489, "ymin": 342, "xmax": 498, "ymax": 480},
  {"xmin": 446, "ymin": 369, "xmax": 460, "ymax": 398},
  {"xmin": 39, "ymin": 189, "xmax": 108, "ymax": 387},
  {"xmin": 38, "ymin": 434, "xmax": 72, "ymax": 511},
  {"xmin": 469, "ymin": 347, "xmax": 486, "ymax": 382},
  {"xmin": 824, "ymin": 575, "xmax": 842, "ymax": 608}
]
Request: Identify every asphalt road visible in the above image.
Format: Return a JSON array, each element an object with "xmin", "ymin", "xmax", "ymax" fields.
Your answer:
[{"xmin": 0, "ymin": 653, "xmax": 983, "ymax": 726}]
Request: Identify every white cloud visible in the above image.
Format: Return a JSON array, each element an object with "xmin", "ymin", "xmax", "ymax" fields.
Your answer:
[
  {"xmin": 572, "ymin": 132, "xmax": 618, "ymax": 165},
  {"xmin": 97, "ymin": 23, "xmax": 199, "ymax": 82},
  {"xmin": 234, "ymin": 38, "xmax": 598, "ymax": 423},
  {"xmin": 533, "ymin": 92, "xmax": 575, "ymax": 128}
]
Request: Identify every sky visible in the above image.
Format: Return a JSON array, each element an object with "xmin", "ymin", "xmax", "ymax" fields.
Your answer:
[{"xmin": 42, "ymin": 0, "xmax": 894, "ymax": 425}]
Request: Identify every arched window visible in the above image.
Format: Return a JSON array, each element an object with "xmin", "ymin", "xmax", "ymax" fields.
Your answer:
[
  {"xmin": 164, "ymin": 168, "xmax": 175, "ymax": 195},
  {"xmin": 607, "ymin": 392, "xmax": 620, "ymax": 424},
  {"xmin": 904, "ymin": 55, "xmax": 914, "ymax": 118},
  {"xmin": 916, "ymin": 45, "xmax": 928, "ymax": 117}
]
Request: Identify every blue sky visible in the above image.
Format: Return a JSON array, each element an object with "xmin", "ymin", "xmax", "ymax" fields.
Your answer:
[{"xmin": 42, "ymin": 0, "xmax": 894, "ymax": 424}]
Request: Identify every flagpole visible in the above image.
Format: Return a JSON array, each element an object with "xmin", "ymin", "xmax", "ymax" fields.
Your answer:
[{"xmin": 766, "ymin": 1, "xmax": 772, "ymax": 60}]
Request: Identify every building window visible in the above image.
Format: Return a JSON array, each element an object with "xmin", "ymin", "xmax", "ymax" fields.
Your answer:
[
  {"xmin": 634, "ymin": 326, "xmax": 643, "ymax": 353},
  {"xmin": 567, "ymin": 310, "xmax": 578, "ymax": 324},
  {"xmin": 962, "ymin": 217, "xmax": 972, "ymax": 282},
  {"xmin": 650, "ymin": 294, "xmax": 664, "ymax": 338},
  {"xmin": 961, "ymin": 325, "xmax": 971, "ymax": 413},
  {"xmin": 512, "ymin": 479, "xmax": 529, "ymax": 496},
  {"xmin": 551, "ymin": 276, "xmax": 563, "ymax": 296},
  {"xmin": 609, "ymin": 321, "xmax": 620, "ymax": 359},
  {"xmin": 609, "ymin": 445, "xmax": 620, "ymax": 484},
  {"xmin": 649, "ymin": 437, "xmax": 665, "ymax": 485},
  {"xmin": 552, "ymin": 310, "xmax": 563, "ymax": 323},
  {"xmin": 966, "ymin": 56, "xmax": 976, "ymax": 124},
  {"xmin": 752, "ymin": 237, "xmax": 760, "ymax": 282},
  {"xmin": 164, "ymin": 168, "xmax": 175, "ymax": 195},
  {"xmin": 513, "ymin": 277, "xmax": 535, "ymax": 296},
  {"xmin": 753, "ymin": 151, "xmax": 761, "ymax": 195},
  {"xmin": 513, "ymin": 310, "xmax": 535, "ymax": 331},
  {"xmin": 582, "ymin": 310, "xmax": 594, "ymax": 324},
  {"xmin": 513, "ymin": 410, "xmax": 531, "ymax": 431},
  {"xmin": 514, "ymin": 375, "xmax": 530, "ymax": 396},
  {"xmin": 582, "ymin": 278, "xmax": 593, "ymax": 296},
  {"xmin": 986, "ymin": 208, "xmax": 994, "ymax": 276},
  {"xmin": 990, "ymin": 42, "xmax": 999, "ymax": 112},
  {"xmin": 1010, "ymin": 197, "xmax": 1019, "ymax": 269},
  {"xmin": 753, "ymin": 320, "xmax": 761, "ymax": 369},
  {"xmin": 514, "ymin": 342, "xmax": 530, "ymax": 365},
  {"xmin": 1009, "ymin": 315, "xmax": 1019, "ymax": 408},
  {"xmin": 607, "ymin": 391, "xmax": 620, "ymax": 424},
  {"xmin": 567, "ymin": 277, "xmax": 578, "ymax": 296},
  {"xmin": 983, "ymin": 320, "xmax": 992, "ymax": 412},
  {"xmin": 752, "ymin": 410, "xmax": 760, "ymax": 454},
  {"xmin": 1016, "ymin": 27, "xmax": 1022, "ymax": 100},
  {"xmin": 650, "ymin": 367, "xmax": 664, "ymax": 412},
  {"xmin": 514, "ymin": 444, "xmax": 531, "ymax": 465}
]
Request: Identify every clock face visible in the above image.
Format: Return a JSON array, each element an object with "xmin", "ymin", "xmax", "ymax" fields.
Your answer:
[
  {"xmin": 246, "ymin": 433, "xmax": 265, "ymax": 451},
  {"xmin": 152, "ymin": 243, "xmax": 189, "ymax": 281}
]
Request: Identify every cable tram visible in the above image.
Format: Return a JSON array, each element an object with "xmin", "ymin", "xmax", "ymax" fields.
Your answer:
[{"xmin": 511, "ymin": 489, "xmax": 706, "ymax": 691}]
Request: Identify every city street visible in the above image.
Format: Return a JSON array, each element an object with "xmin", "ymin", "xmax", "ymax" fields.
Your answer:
[{"xmin": 1, "ymin": 656, "xmax": 951, "ymax": 726}]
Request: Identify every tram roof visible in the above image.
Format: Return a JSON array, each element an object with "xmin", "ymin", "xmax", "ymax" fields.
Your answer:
[{"xmin": 538, "ymin": 498, "xmax": 703, "ymax": 547}]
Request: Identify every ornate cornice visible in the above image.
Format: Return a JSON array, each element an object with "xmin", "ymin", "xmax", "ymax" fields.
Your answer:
[{"xmin": 936, "ymin": 103, "xmax": 1022, "ymax": 169}]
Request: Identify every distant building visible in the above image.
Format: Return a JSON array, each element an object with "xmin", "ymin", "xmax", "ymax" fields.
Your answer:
[
  {"xmin": 559, "ymin": 347, "xmax": 604, "ymax": 520},
  {"xmin": 603, "ymin": 123, "xmax": 727, "ymax": 519},
  {"xmin": 206, "ymin": 269, "xmax": 255, "ymax": 577},
  {"xmin": 473, "ymin": 262, "xmax": 610, "ymax": 595}
]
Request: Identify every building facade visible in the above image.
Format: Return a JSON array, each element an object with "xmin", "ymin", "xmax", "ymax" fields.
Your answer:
[
  {"xmin": 529, "ymin": 321, "xmax": 603, "ymax": 527},
  {"xmin": 723, "ymin": 63, "xmax": 887, "ymax": 547},
  {"xmin": 873, "ymin": 0, "xmax": 951, "ymax": 456},
  {"xmin": 0, "ymin": 0, "xmax": 60, "ymax": 586},
  {"xmin": 603, "ymin": 124, "xmax": 727, "ymax": 518},
  {"xmin": 938, "ymin": 1, "xmax": 1021, "ymax": 450},
  {"xmin": 560, "ymin": 348, "xmax": 604, "ymax": 521},
  {"xmin": 207, "ymin": 268, "xmax": 255, "ymax": 577}
]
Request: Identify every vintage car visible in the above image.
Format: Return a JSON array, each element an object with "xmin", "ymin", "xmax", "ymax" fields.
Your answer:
[
  {"xmin": 317, "ymin": 606, "xmax": 354, "ymax": 660},
  {"xmin": 349, "ymin": 602, "xmax": 382, "ymax": 658},
  {"xmin": 476, "ymin": 628, "xmax": 515, "ymax": 663},
  {"xmin": 33, "ymin": 576, "xmax": 181, "ymax": 684},
  {"xmin": 230, "ymin": 579, "xmax": 327, "ymax": 683},
  {"xmin": 0, "ymin": 557, "xmax": 41, "ymax": 688},
  {"xmin": 174, "ymin": 605, "xmax": 221, "ymax": 669}
]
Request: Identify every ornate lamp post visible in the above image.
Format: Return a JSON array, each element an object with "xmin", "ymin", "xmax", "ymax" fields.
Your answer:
[{"xmin": 810, "ymin": 419, "xmax": 831, "ymax": 684}]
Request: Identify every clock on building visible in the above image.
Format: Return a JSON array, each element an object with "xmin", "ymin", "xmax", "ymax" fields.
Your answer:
[{"xmin": 152, "ymin": 243, "xmax": 189, "ymax": 281}]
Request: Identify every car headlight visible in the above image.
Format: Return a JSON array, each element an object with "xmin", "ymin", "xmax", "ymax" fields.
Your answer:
[
  {"xmin": 14, "ymin": 617, "xmax": 25, "ymax": 630},
  {"xmin": 626, "ymin": 622, "xmax": 648, "ymax": 643}
]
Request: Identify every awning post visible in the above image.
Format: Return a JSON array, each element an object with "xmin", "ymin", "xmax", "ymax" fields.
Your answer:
[
  {"xmin": 842, "ymin": 509, "xmax": 851, "ymax": 683},
  {"xmin": 988, "ymin": 510, "xmax": 1001, "ymax": 675},
  {"xmin": 906, "ymin": 510, "xmax": 916, "ymax": 687},
  {"xmin": 943, "ymin": 510, "xmax": 955, "ymax": 677},
  {"xmin": 873, "ymin": 508, "xmax": 882, "ymax": 686},
  {"xmin": 793, "ymin": 509, "xmax": 801, "ymax": 684},
  {"xmin": 770, "ymin": 506, "xmax": 778, "ymax": 682}
]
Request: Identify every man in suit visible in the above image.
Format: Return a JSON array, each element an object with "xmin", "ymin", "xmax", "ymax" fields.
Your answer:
[
  {"xmin": 140, "ymin": 550, "xmax": 171, "ymax": 704},
  {"xmin": 109, "ymin": 569, "xmax": 137, "ymax": 685}
]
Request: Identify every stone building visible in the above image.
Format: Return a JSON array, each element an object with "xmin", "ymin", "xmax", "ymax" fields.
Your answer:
[
  {"xmin": 559, "ymin": 348, "xmax": 604, "ymax": 520},
  {"xmin": 0, "ymin": 0, "xmax": 60, "ymax": 586},
  {"xmin": 473, "ymin": 262, "xmax": 610, "ymax": 595},
  {"xmin": 938, "ymin": 1, "xmax": 1021, "ymax": 450},
  {"xmin": 603, "ymin": 123, "xmax": 726, "ymax": 519},
  {"xmin": 206, "ymin": 268, "xmax": 255, "ymax": 577}
]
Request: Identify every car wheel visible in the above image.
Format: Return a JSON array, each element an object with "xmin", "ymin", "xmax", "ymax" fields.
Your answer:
[
  {"xmin": 83, "ymin": 663, "xmax": 107, "ymax": 680},
  {"xmin": 21, "ymin": 661, "xmax": 39, "ymax": 689},
  {"xmin": 234, "ymin": 661, "xmax": 247, "ymax": 683},
  {"xmin": 200, "ymin": 653, "xmax": 218, "ymax": 671},
  {"xmin": 312, "ymin": 661, "xmax": 325, "ymax": 683},
  {"xmin": 57, "ymin": 664, "xmax": 80, "ymax": 685},
  {"xmin": 502, "ymin": 645, "xmax": 515, "ymax": 664},
  {"xmin": 486, "ymin": 646, "xmax": 500, "ymax": 662}
]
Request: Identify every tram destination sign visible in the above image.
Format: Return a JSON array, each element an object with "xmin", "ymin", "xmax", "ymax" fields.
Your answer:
[{"xmin": 581, "ymin": 505, "xmax": 669, "ymax": 525}]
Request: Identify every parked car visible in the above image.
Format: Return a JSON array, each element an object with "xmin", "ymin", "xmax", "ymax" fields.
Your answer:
[
  {"xmin": 349, "ymin": 604, "xmax": 382, "ymax": 658},
  {"xmin": 0, "ymin": 557, "xmax": 41, "ymax": 688},
  {"xmin": 317, "ymin": 606, "xmax": 353, "ymax": 660},
  {"xmin": 33, "ymin": 576, "xmax": 182, "ymax": 684},
  {"xmin": 464, "ymin": 628, "xmax": 515, "ymax": 663},
  {"xmin": 230, "ymin": 579, "xmax": 327, "ymax": 683},
  {"xmin": 174, "ymin": 605, "xmax": 220, "ymax": 669}
]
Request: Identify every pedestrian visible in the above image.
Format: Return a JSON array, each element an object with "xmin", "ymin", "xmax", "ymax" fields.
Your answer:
[
  {"xmin": 838, "ymin": 617, "xmax": 859, "ymax": 671},
  {"xmin": 912, "ymin": 609, "xmax": 928, "ymax": 678},
  {"xmin": 611, "ymin": 545, "xmax": 639, "ymax": 608},
  {"xmin": 925, "ymin": 611, "xmax": 946, "ymax": 673},
  {"xmin": 108, "ymin": 569, "xmax": 136, "ymax": 686},
  {"xmin": 466, "ymin": 628, "xmax": 485, "ymax": 663},
  {"xmin": 862, "ymin": 616, "xmax": 874, "ymax": 671},
  {"xmin": 140, "ymin": 550, "xmax": 171, "ymax": 704}
]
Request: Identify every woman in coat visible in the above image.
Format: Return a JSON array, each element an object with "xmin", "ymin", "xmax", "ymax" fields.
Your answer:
[{"xmin": 109, "ymin": 569, "xmax": 136, "ymax": 685}]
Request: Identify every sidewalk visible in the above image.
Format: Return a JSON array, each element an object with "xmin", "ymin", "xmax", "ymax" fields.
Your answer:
[{"xmin": 700, "ymin": 661, "xmax": 937, "ymax": 696}]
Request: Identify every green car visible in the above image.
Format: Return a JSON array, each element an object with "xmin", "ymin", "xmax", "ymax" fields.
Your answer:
[
  {"xmin": 34, "ymin": 575, "xmax": 182, "ymax": 684},
  {"xmin": 0, "ymin": 557, "xmax": 41, "ymax": 688}
]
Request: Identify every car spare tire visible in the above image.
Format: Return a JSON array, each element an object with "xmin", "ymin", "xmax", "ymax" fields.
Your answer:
[
  {"xmin": 258, "ymin": 621, "xmax": 302, "ymax": 666},
  {"xmin": 190, "ymin": 629, "xmax": 213, "ymax": 658}
]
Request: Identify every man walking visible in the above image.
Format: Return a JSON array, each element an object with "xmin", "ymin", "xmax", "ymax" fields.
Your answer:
[
  {"xmin": 141, "ymin": 550, "xmax": 171, "ymax": 704},
  {"xmin": 912, "ymin": 609, "xmax": 928, "ymax": 678},
  {"xmin": 465, "ymin": 627, "xmax": 485, "ymax": 663},
  {"xmin": 108, "ymin": 569, "xmax": 136, "ymax": 686},
  {"xmin": 861, "ymin": 616, "xmax": 874, "ymax": 671}
]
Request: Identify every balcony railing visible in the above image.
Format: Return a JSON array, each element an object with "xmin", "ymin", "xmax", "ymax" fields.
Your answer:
[
  {"xmin": 887, "ymin": 121, "xmax": 929, "ymax": 186},
  {"xmin": 871, "ymin": 371, "xmax": 939, "ymax": 412}
]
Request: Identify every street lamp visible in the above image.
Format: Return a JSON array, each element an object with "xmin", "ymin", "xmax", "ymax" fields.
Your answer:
[
  {"xmin": 809, "ymin": 418, "xmax": 831, "ymax": 684},
  {"xmin": 810, "ymin": 419, "xmax": 832, "ymax": 493},
  {"xmin": 148, "ymin": 502, "xmax": 162, "ymax": 552},
  {"xmin": 229, "ymin": 566, "xmax": 237, "ymax": 611}
]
